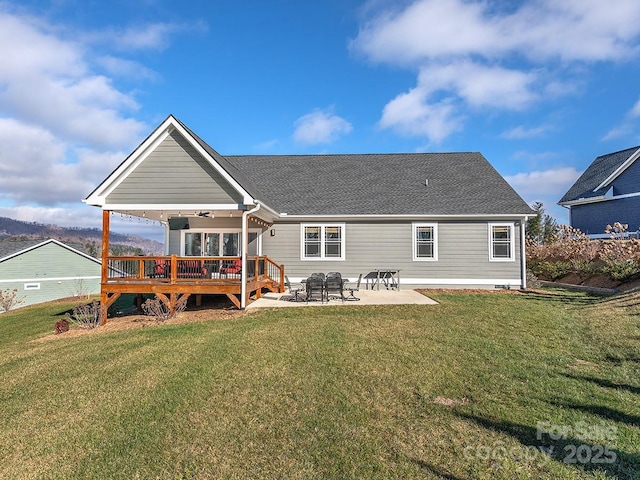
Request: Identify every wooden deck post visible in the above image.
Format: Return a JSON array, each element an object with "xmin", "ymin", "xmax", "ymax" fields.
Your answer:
[{"xmin": 100, "ymin": 210, "xmax": 110, "ymax": 325}]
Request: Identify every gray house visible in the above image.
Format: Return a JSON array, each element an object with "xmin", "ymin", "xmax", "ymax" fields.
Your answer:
[
  {"xmin": 84, "ymin": 115, "xmax": 533, "ymax": 314},
  {"xmin": 559, "ymin": 146, "xmax": 640, "ymax": 237},
  {"xmin": 0, "ymin": 239, "xmax": 101, "ymax": 309}
]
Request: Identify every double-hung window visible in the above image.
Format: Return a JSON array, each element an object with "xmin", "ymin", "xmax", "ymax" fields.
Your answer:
[
  {"xmin": 413, "ymin": 223, "xmax": 438, "ymax": 261},
  {"xmin": 301, "ymin": 224, "xmax": 345, "ymax": 260},
  {"xmin": 489, "ymin": 223, "xmax": 514, "ymax": 261}
]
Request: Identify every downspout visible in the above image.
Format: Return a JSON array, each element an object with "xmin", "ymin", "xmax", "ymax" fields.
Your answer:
[
  {"xmin": 520, "ymin": 218, "xmax": 527, "ymax": 290},
  {"xmin": 241, "ymin": 202, "xmax": 261, "ymax": 309},
  {"xmin": 164, "ymin": 222, "xmax": 170, "ymax": 255}
]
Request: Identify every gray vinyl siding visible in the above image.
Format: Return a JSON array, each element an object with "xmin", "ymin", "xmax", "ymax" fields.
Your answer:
[
  {"xmin": 262, "ymin": 220, "xmax": 523, "ymax": 286},
  {"xmin": 107, "ymin": 131, "xmax": 244, "ymax": 205},
  {"xmin": 165, "ymin": 218, "xmax": 524, "ymax": 287},
  {"xmin": 0, "ymin": 243, "xmax": 101, "ymax": 308}
]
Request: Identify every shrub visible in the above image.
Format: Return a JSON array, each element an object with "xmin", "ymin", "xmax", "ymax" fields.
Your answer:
[
  {"xmin": 141, "ymin": 296, "xmax": 187, "ymax": 321},
  {"xmin": 528, "ymin": 260, "xmax": 573, "ymax": 280},
  {"xmin": 55, "ymin": 319, "xmax": 69, "ymax": 334},
  {"xmin": 0, "ymin": 288, "xmax": 24, "ymax": 312},
  {"xmin": 602, "ymin": 259, "xmax": 640, "ymax": 281},
  {"xmin": 527, "ymin": 221, "xmax": 640, "ymax": 283},
  {"xmin": 64, "ymin": 301, "xmax": 102, "ymax": 329}
]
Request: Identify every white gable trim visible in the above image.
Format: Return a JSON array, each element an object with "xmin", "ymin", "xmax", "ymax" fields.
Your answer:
[
  {"xmin": 593, "ymin": 146, "xmax": 640, "ymax": 192},
  {"xmin": 84, "ymin": 115, "xmax": 256, "ymax": 207}
]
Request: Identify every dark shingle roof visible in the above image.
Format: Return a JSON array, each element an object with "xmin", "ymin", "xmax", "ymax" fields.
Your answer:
[
  {"xmin": 559, "ymin": 146, "xmax": 640, "ymax": 204},
  {"xmin": 226, "ymin": 153, "xmax": 532, "ymax": 216}
]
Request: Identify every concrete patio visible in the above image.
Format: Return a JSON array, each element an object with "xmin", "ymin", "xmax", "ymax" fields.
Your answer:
[{"xmin": 247, "ymin": 289, "xmax": 438, "ymax": 308}]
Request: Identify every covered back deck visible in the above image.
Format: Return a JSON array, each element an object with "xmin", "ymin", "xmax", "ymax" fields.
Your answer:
[{"xmin": 98, "ymin": 211, "xmax": 285, "ymax": 323}]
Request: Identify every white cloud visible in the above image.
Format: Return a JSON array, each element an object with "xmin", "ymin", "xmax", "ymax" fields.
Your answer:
[
  {"xmin": 505, "ymin": 166, "xmax": 581, "ymax": 223},
  {"xmin": 379, "ymin": 90, "xmax": 462, "ymax": 143},
  {"xmin": 0, "ymin": 10, "xmax": 147, "ymax": 148},
  {"xmin": 86, "ymin": 22, "xmax": 202, "ymax": 51},
  {"xmin": 352, "ymin": 0, "xmax": 640, "ymax": 142},
  {"xmin": 0, "ymin": 7, "xmax": 185, "ymax": 239},
  {"xmin": 505, "ymin": 166, "xmax": 581, "ymax": 199},
  {"xmin": 378, "ymin": 61, "xmax": 535, "ymax": 142},
  {"xmin": 418, "ymin": 62, "xmax": 537, "ymax": 110},
  {"xmin": 96, "ymin": 56, "xmax": 159, "ymax": 81},
  {"xmin": 630, "ymin": 97, "xmax": 640, "ymax": 118},
  {"xmin": 500, "ymin": 124, "xmax": 553, "ymax": 140},
  {"xmin": 601, "ymin": 96, "xmax": 640, "ymax": 141},
  {"xmin": 0, "ymin": 119, "xmax": 127, "ymax": 205},
  {"xmin": 293, "ymin": 109, "xmax": 353, "ymax": 145},
  {"xmin": 353, "ymin": 0, "xmax": 640, "ymax": 64}
]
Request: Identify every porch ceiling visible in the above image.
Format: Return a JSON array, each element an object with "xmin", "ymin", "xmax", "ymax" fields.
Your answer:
[{"xmin": 108, "ymin": 209, "xmax": 274, "ymax": 227}]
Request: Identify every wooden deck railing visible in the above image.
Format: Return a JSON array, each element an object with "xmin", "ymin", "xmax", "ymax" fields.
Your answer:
[{"xmin": 105, "ymin": 255, "xmax": 283, "ymax": 287}]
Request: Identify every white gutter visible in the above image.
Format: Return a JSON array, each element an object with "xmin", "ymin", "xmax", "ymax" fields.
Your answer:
[{"xmin": 241, "ymin": 202, "xmax": 261, "ymax": 309}]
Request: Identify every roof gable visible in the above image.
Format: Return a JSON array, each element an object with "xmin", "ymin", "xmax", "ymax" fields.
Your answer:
[
  {"xmin": 560, "ymin": 146, "xmax": 640, "ymax": 204},
  {"xmin": 84, "ymin": 115, "xmax": 257, "ymax": 208},
  {"xmin": 0, "ymin": 239, "xmax": 101, "ymax": 264},
  {"xmin": 106, "ymin": 130, "xmax": 245, "ymax": 205}
]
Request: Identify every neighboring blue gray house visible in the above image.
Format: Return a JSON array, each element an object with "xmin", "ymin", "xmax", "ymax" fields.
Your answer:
[
  {"xmin": 559, "ymin": 146, "xmax": 640, "ymax": 237},
  {"xmin": 85, "ymin": 114, "xmax": 534, "ymax": 306},
  {"xmin": 0, "ymin": 239, "xmax": 101, "ymax": 309}
]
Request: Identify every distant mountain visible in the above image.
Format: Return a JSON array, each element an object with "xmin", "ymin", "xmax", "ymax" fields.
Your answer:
[{"xmin": 0, "ymin": 216, "xmax": 163, "ymax": 256}]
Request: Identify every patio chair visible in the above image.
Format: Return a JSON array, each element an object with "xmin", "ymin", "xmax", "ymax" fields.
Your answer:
[
  {"xmin": 220, "ymin": 259, "xmax": 242, "ymax": 276},
  {"xmin": 344, "ymin": 273, "xmax": 362, "ymax": 301},
  {"xmin": 305, "ymin": 275, "xmax": 325, "ymax": 303},
  {"xmin": 325, "ymin": 272, "xmax": 345, "ymax": 302},
  {"xmin": 285, "ymin": 275, "xmax": 305, "ymax": 302},
  {"xmin": 154, "ymin": 259, "xmax": 170, "ymax": 278}
]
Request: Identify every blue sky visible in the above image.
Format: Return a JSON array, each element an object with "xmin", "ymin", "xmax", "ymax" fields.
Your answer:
[{"xmin": 1, "ymin": 0, "xmax": 640, "ymax": 241}]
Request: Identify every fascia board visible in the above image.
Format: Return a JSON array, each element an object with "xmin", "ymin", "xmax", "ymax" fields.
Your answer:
[
  {"xmin": 275, "ymin": 213, "xmax": 532, "ymax": 221},
  {"xmin": 560, "ymin": 190, "xmax": 640, "ymax": 207},
  {"xmin": 102, "ymin": 203, "xmax": 249, "ymax": 211}
]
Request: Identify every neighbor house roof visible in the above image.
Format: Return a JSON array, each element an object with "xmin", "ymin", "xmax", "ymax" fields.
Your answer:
[
  {"xmin": 0, "ymin": 239, "xmax": 100, "ymax": 264},
  {"xmin": 559, "ymin": 146, "xmax": 640, "ymax": 205},
  {"xmin": 227, "ymin": 153, "xmax": 532, "ymax": 216}
]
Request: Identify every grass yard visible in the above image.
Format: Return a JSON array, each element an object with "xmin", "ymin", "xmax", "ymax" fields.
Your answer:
[{"xmin": 0, "ymin": 289, "xmax": 639, "ymax": 479}]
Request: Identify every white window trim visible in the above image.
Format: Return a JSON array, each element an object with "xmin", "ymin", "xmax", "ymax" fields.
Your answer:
[
  {"xmin": 412, "ymin": 222, "xmax": 438, "ymax": 261},
  {"xmin": 300, "ymin": 223, "xmax": 346, "ymax": 261},
  {"xmin": 180, "ymin": 228, "xmax": 262, "ymax": 256},
  {"xmin": 488, "ymin": 222, "xmax": 515, "ymax": 262}
]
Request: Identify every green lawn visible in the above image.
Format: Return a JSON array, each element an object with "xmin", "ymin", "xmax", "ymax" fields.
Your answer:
[{"xmin": 1, "ymin": 289, "xmax": 639, "ymax": 479}]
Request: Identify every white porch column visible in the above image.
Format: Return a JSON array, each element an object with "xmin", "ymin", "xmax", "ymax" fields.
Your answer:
[
  {"xmin": 241, "ymin": 203, "xmax": 261, "ymax": 309},
  {"xmin": 520, "ymin": 219, "xmax": 527, "ymax": 290}
]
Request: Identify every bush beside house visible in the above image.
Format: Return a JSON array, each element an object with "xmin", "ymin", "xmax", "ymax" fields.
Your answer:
[{"xmin": 527, "ymin": 221, "xmax": 640, "ymax": 287}]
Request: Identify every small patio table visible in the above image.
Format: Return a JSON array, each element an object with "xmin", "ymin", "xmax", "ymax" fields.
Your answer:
[{"xmin": 364, "ymin": 270, "xmax": 400, "ymax": 291}]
